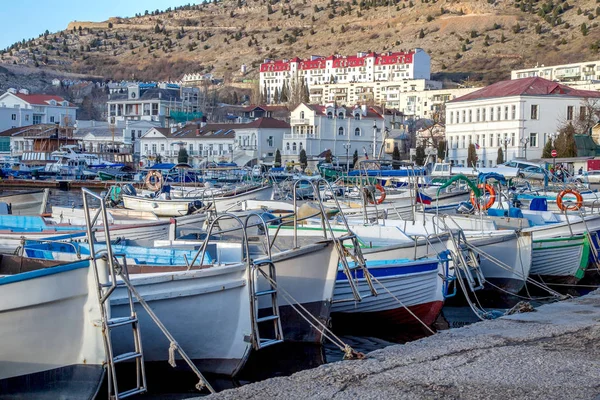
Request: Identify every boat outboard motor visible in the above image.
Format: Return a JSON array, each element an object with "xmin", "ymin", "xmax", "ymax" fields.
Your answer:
[
  {"xmin": 187, "ymin": 200, "xmax": 205, "ymax": 215},
  {"xmin": 121, "ymin": 183, "xmax": 136, "ymax": 197},
  {"xmin": 456, "ymin": 201, "xmax": 475, "ymax": 214}
]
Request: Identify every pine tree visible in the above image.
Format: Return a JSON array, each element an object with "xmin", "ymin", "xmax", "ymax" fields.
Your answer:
[
  {"xmin": 273, "ymin": 87, "xmax": 279, "ymax": 104},
  {"xmin": 497, "ymin": 147, "xmax": 504, "ymax": 165},
  {"xmin": 556, "ymin": 123, "xmax": 578, "ymax": 157},
  {"xmin": 414, "ymin": 146, "xmax": 426, "ymax": 166},
  {"xmin": 299, "ymin": 149, "xmax": 307, "ymax": 168},
  {"xmin": 437, "ymin": 140, "xmax": 447, "ymax": 162},
  {"xmin": 280, "ymin": 81, "xmax": 289, "ymax": 103},
  {"xmin": 542, "ymin": 138, "xmax": 553, "ymax": 158},
  {"xmin": 275, "ymin": 149, "xmax": 282, "ymax": 166},
  {"xmin": 178, "ymin": 147, "xmax": 189, "ymax": 163},
  {"xmin": 467, "ymin": 144, "xmax": 477, "ymax": 167},
  {"xmin": 353, "ymin": 149, "xmax": 358, "ymax": 168}
]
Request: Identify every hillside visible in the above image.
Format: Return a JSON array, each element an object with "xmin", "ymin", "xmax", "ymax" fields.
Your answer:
[{"xmin": 1, "ymin": 0, "xmax": 600, "ymax": 89}]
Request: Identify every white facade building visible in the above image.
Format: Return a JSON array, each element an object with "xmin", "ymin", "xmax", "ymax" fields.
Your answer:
[
  {"xmin": 511, "ymin": 59, "xmax": 600, "ymax": 91},
  {"xmin": 107, "ymin": 83, "xmax": 200, "ymax": 126},
  {"xmin": 284, "ymin": 103, "xmax": 385, "ymax": 165},
  {"xmin": 0, "ymin": 90, "xmax": 77, "ymax": 130},
  {"xmin": 139, "ymin": 118, "xmax": 289, "ymax": 166},
  {"xmin": 445, "ymin": 77, "xmax": 600, "ymax": 167},
  {"xmin": 260, "ymin": 49, "xmax": 431, "ymax": 104}
]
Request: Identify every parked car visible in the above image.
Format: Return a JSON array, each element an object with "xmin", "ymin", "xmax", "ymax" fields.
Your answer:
[
  {"xmin": 574, "ymin": 170, "xmax": 600, "ymax": 184},
  {"xmin": 500, "ymin": 160, "xmax": 547, "ymax": 180}
]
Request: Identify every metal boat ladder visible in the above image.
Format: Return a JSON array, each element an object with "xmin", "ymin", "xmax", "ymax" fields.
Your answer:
[
  {"xmin": 290, "ymin": 178, "xmax": 378, "ymax": 303},
  {"xmin": 82, "ymin": 188, "xmax": 215, "ymax": 398},
  {"xmin": 447, "ymin": 228, "xmax": 485, "ymax": 292},
  {"xmin": 249, "ymin": 260, "xmax": 284, "ymax": 349}
]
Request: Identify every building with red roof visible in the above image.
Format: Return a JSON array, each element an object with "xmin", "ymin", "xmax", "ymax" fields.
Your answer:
[
  {"xmin": 259, "ymin": 49, "xmax": 431, "ymax": 105},
  {"xmin": 0, "ymin": 89, "xmax": 78, "ymax": 132},
  {"xmin": 445, "ymin": 77, "xmax": 600, "ymax": 166}
]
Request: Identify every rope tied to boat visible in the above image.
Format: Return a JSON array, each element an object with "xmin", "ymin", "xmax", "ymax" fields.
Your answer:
[
  {"xmin": 168, "ymin": 341, "xmax": 178, "ymax": 367},
  {"xmin": 343, "ymin": 344, "xmax": 366, "ymax": 360},
  {"xmin": 505, "ymin": 301, "xmax": 536, "ymax": 315}
]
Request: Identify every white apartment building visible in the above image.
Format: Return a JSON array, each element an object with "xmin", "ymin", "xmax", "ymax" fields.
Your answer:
[
  {"xmin": 283, "ymin": 103, "xmax": 384, "ymax": 165},
  {"xmin": 260, "ymin": 49, "xmax": 431, "ymax": 104},
  {"xmin": 139, "ymin": 118, "xmax": 288, "ymax": 166},
  {"xmin": 445, "ymin": 77, "xmax": 600, "ymax": 167},
  {"xmin": 107, "ymin": 83, "xmax": 200, "ymax": 126},
  {"xmin": 512, "ymin": 59, "xmax": 600, "ymax": 91},
  {"xmin": 0, "ymin": 89, "xmax": 77, "ymax": 130}
]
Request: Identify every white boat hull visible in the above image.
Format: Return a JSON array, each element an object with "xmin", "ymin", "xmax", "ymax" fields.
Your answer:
[{"xmin": 0, "ymin": 189, "xmax": 49, "ymax": 215}]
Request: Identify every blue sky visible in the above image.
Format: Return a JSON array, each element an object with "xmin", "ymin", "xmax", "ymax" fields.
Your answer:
[{"xmin": 0, "ymin": 1, "xmax": 198, "ymax": 50}]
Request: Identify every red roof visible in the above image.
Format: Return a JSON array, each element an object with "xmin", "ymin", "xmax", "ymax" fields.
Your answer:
[
  {"xmin": 452, "ymin": 77, "xmax": 600, "ymax": 102},
  {"xmin": 13, "ymin": 93, "xmax": 75, "ymax": 107},
  {"xmin": 260, "ymin": 51, "xmax": 415, "ymax": 72}
]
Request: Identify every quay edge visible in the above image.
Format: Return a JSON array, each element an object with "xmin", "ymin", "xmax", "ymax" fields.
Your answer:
[{"xmin": 200, "ymin": 291, "xmax": 600, "ymax": 400}]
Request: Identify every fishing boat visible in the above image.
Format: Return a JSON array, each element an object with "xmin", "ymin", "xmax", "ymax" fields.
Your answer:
[
  {"xmin": 0, "ymin": 255, "xmax": 105, "ymax": 398},
  {"xmin": 0, "ymin": 189, "xmax": 50, "ymax": 215},
  {"xmin": 331, "ymin": 256, "xmax": 450, "ymax": 332},
  {"xmin": 121, "ymin": 193, "xmax": 207, "ymax": 217}
]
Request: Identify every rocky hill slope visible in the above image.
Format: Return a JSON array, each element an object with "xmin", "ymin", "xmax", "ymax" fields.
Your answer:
[{"xmin": 1, "ymin": 0, "xmax": 600, "ymax": 87}]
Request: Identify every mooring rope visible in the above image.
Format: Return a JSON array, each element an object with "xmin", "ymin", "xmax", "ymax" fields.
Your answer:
[{"xmin": 259, "ymin": 271, "xmax": 365, "ymax": 360}]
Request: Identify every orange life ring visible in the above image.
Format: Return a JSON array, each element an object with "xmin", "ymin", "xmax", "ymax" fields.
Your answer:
[
  {"xmin": 368, "ymin": 184, "xmax": 387, "ymax": 205},
  {"xmin": 556, "ymin": 189, "xmax": 583, "ymax": 211},
  {"xmin": 145, "ymin": 170, "xmax": 163, "ymax": 191},
  {"xmin": 470, "ymin": 183, "xmax": 496, "ymax": 210}
]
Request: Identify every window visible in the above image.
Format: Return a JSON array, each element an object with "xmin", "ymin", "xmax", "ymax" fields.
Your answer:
[
  {"xmin": 327, "ymin": 112, "xmax": 333, "ymax": 119},
  {"xmin": 529, "ymin": 132, "xmax": 538, "ymax": 147},
  {"xmin": 300, "ymin": 111, "xmax": 304, "ymax": 119},
  {"xmin": 138, "ymin": 130, "xmax": 142, "ymax": 138},
  {"xmin": 144, "ymin": 144, "xmax": 149, "ymax": 153},
  {"xmin": 50, "ymin": 116, "xmax": 55, "ymax": 123},
  {"xmin": 267, "ymin": 136, "xmax": 273, "ymax": 147},
  {"xmin": 161, "ymin": 144, "xmax": 165, "ymax": 152},
  {"xmin": 504, "ymin": 106, "xmax": 509, "ymax": 120},
  {"xmin": 579, "ymin": 106, "xmax": 586, "ymax": 121},
  {"xmin": 286, "ymin": 143, "xmax": 290, "ymax": 151},
  {"xmin": 566, "ymin": 106, "xmax": 574, "ymax": 120},
  {"xmin": 25, "ymin": 115, "xmax": 29, "ymax": 121},
  {"xmin": 482, "ymin": 108, "xmax": 486, "ymax": 122},
  {"xmin": 489, "ymin": 134, "xmax": 494, "ymax": 147},
  {"xmin": 468, "ymin": 109, "xmax": 472, "ymax": 123},
  {"xmin": 462, "ymin": 110, "xmax": 466, "ymax": 123},
  {"xmin": 11, "ymin": 114, "xmax": 16, "ymax": 120},
  {"xmin": 461, "ymin": 136, "xmax": 466, "ymax": 148},
  {"xmin": 338, "ymin": 112, "xmax": 344, "ymax": 119},
  {"xmin": 354, "ymin": 113, "xmax": 360, "ymax": 120},
  {"xmin": 355, "ymin": 127, "xmax": 361, "ymax": 136},
  {"xmin": 497, "ymin": 106, "xmax": 501, "ymax": 120},
  {"xmin": 152, "ymin": 103, "xmax": 159, "ymax": 115},
  {"xmin": 338, "ymin": 127, "xmax": 344, "ymax": 135},
  {"xmin": 450, "ymin": 111, "xmax": 454, "ymax": 124},
  {"xmin": 476, "ymin": 108, "xmax": 480, "ymax": 122},
  {"xmin": 531, "ymin": 104, "xmax": 539, "ymax": 120},
  {"xmin": 152, "ymin": 144, "xmax": 157, "ymax": 154},
  {"xmin": 490, "ymin": 107, "xmax": 494, "ymax": 121},
  {"xmin": 511, "ymin": 105, "xmax": 516, "ymax": 120},
  {"xmin": 299, "ymin": 142, "xmax": 303, "ymax": 150},
  {"xmin": 292, "ymin": 142, "xmax": 297, "ymax": 152},
  {"xmin": 511, "ymin": 132, "xmax": 516, "ymax": 146}
]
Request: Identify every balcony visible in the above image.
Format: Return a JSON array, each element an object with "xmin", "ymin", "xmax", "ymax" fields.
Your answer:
[
  {"xmin": 290, "ymin": 118, "xmax": 310, "ymax": 125},
  {"xmin": 284, "ymin": 133, "xmax": 317, "ymax": 140}
]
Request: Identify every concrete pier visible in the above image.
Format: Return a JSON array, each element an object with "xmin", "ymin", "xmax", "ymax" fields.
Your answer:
[{"xmin": 206, "ymin": 291, "xmax": 600, "ymax": 399}]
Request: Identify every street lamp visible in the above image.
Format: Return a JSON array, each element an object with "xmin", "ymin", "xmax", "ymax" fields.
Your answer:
[
  {"xmin": 343, "ymin": 143, "xmax": 351, "ymax": 172},
  {"xmin": 502, "ymin": 137, "xmax": 511, "ymax": 164},
  {"xmin": 372, "ymin": 121, "xmax": 378, "ymax": 159},
  {"xmin": 520, "ymin": 137, "xmax": 530, "ymax": 159}
]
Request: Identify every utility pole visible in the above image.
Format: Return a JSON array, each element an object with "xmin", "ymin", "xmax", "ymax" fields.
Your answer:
[{"xmin": 372, "ymin": 121, "xmax": 378, "ymax": 159}]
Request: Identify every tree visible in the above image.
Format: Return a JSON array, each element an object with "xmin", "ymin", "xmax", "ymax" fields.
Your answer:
[
  {"xmin": 275, "ymin": 149, "xmax": 282, "ymax": 167},
  {"xmin": 414, "ymin": 146, "xmax": 426, "ymax": 166},
  {"xmin": 497, "ymin": 147, "xmax": 504, "ymax": 165},
  {"xmin": 392, "ymin": 145, "xmax": 400, "ymax": 168},
  {"xmin": 108, "ymin": 22, "xmax": 113, "ymax": 29},
  {"xmin": 572, "ymin": 97, "xmax": 600, "ymax": 134},
  {"xmin": 280, "ymin": 81, "xmax": 289, "ymax": 103},
  {"xmin": 299, "ymin": 149, "xmax": 307, "ymax": 169},
  {"xmin": 437, "ymin": 140, "xmax": 447, "ymax": 162},
  {"xmin": 178, "ymin": 147, "xmax": 189, "ymax": 163},
  {"xmin": 555, "ymin": 123, "xmax": 578, "ymax": 157},
  {"xmin": 542, "ymin": 138, "xmax": 553, "ymax": 158},
  {"xmin": 273, "ymin": 87, "xmax": 279, "ymax": 104},
  {"xmin": 467, "ymin": 143, "xmax": 477, "ymax": 167},
  {"xmin": 353, "ymin": 149, "xmax": 358, "ymax": 167}
]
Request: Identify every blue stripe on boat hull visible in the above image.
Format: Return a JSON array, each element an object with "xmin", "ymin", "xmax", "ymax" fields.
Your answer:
[{"xmin": 336, "ymin": 260, "xmax": 439, "ymax": 281}]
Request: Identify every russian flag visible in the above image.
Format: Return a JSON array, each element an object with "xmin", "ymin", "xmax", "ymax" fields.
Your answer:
[
  {"xmin": 416, "ymin": 191, "xmax": 433, "ymax": 205},
  {"xmin": 475, "ymin": 143, "xmax": 480, "ymax": 150},
  {"xmin": 363, "ymin": 146, "xmax": 369, "ymax": 160}
]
